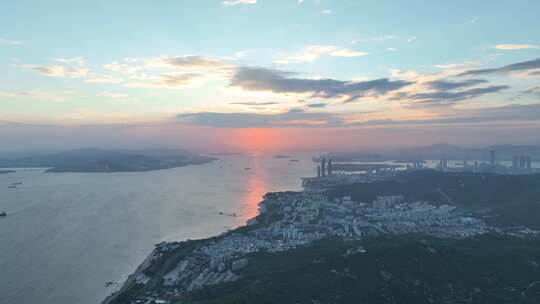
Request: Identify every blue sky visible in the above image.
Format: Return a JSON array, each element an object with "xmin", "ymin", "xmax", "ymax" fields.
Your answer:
[{"xmin": 1, "ymin": 0, "xmax": 540, "ymax": 150}]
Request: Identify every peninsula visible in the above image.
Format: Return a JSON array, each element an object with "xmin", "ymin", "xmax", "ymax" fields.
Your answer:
[
  {"xmin": 103, "ymin": 169, "xmax": 540, "ymax": 304},
  {"xmin": 0, "ymin": 148, "xmax": 215, "ymax": 173}
]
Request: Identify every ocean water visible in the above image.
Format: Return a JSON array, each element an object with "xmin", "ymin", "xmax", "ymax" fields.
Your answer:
[{"xmin": 0, "ymin": 154, "xmax": 315, "ymax": 304}]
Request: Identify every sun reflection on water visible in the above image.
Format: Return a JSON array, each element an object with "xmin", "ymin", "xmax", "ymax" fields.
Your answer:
[{"xmin": 238, "ymin": 156, "xmax": 269, "ymax": 225}]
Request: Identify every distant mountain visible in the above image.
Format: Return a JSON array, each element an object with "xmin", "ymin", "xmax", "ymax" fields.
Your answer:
[
  {"xmin": 0, "ymin": 148, "xmax": 216, "ymax": 172},
  {"xmin": 472, "ymin": 145, "xmax": 540, "ymax": 160},
  {"xmin": 391, "ymin": 143, "xmax": 464, "ymax": 160},
  {"xmin": 327, "ymin": 152, "xmax": 383, "ymax": 162}
]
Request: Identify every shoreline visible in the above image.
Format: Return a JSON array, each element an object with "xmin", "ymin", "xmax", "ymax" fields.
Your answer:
[
  {"xmin": 101, "ymin": 209, "xmax": 261, "ymax": 304},
  {"xmin": 101, "ymin": 171, "xmax": 540, "ymax": 303}
]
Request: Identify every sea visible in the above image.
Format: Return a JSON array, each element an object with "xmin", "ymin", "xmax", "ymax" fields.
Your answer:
[
  {"xmin": 0, "ymin": 154, "xmax": 315, "ymax": 304},
  {"xmin": 1, "ymin": 154, "xmax": 538, "ymax": 304}
]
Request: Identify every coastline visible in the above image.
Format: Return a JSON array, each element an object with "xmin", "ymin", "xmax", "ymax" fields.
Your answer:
[
  {"xmin": 44, "ymin": 158, "xmax": 216, "ymax": 173},
  {"xmin": 101, "ymin": 210, "xmax": 261, "ymax": 304},
  {"xmin": 100, "ymin": 170, "xmax": 540, "ymax": 303}
]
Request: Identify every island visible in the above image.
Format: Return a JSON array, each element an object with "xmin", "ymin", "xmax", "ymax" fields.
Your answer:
[
  {"xmin": 0, "ymin": 148, "xmax": 216, "ymax": 173},
  {"xmin": 273, "ymin": 154, "xmax": 292, "ymax": 159},
  {"xmin": 103, "ymin": 170, "xmax": 540, "ymax": 304},
  {"xmin": 0, "ymin": 170, "xmax": 15, "ymax": 174}
]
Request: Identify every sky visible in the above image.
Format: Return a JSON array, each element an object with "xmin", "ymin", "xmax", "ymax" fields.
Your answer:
[{"xmin": 1, "ymin": 0, "xmax": 540, "ymax": 152}]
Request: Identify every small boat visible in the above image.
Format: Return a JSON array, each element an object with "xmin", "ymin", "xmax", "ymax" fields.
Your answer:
[
  {"xmin": 8, "ymin": 185, "xmax": 16, "ymax": 189},
  {"xmin": 244, "ymin": 167, "xmax": 251, "ymax": 170},
  {"xmin": 0, "ymin": 211, "xmax": 6, "ymax": 217},
  {"xmin": 11, "ymin": 182, "xmax": 23, "ymax": 185},
  {"xmin": 104, "ymin": 281, "xmax": 117, "ymax": 287}
]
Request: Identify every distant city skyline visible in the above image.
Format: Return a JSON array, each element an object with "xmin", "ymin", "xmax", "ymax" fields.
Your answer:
[{"xmin": 1, "ymin": 0, "xmax": 540, "ymax": 151}]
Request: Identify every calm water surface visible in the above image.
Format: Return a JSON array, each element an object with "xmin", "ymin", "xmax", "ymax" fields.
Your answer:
[{"xmin": 0, "ymin": 154, "xmax": 315, "ymax": 304}]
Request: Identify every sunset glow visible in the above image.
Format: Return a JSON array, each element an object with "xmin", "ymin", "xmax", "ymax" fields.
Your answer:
[{"xmin": 1, "ymin": 1, "xmax": 540, "ymax": 151}]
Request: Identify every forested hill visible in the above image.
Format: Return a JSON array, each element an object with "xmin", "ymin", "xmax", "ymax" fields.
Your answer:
[
  {"xmin": 0, "ymin": 148, "xmax": 215, "ymax": 172},
  {"xmin": 188, "ymin": 235, "xmax": 540, "ymax": 304},
  {"xmin": 327, "ymin": 171, "xmax": 540, "ymax": 229}
]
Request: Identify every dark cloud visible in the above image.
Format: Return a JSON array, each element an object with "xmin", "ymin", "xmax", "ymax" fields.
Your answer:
[
  {"xmin": 352, "ymin": 103, "xmax": 540, "ymax": 126},
  {"xmin": 425, "ymin": 79, "xmax": 488, "ymax": 90},
  {"xmin": 458, "ymin": 58, "xmax": 540, "ymax": 76},
  {"xmin": 410, "ymin": 85, "xmax": 510, "ymax": 104},
  {"xmin": 306, "ymin": 103, "xmax": 328, "ymax": 108},
  {"xmin": 230, "ymin": 67, "xmax": 413, "ymax": 101},
  {"xmin": 177, "ymin": 109, "xmax": 345, "ymax": 128},
  {"xmin": 176, "ymin": 102, "xmax": 540, "ymax": 129}
]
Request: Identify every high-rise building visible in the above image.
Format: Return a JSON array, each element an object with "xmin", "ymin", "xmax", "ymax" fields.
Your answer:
[
  {"xmin": 439, "ymin": 159, "xmax": 448, "ymax": 169},
  {"xmin": 526, "ymin": 156, "xmax": 532, "ymax": 169},
  {"xmin": 490, "ymin": 150, "xmax": 495, "ymax": 166},
  {"xmin": 327, "ymin": 158, "xmax": 333, "ymax": 176},
  {"xmin": 519, "ymin": 156, "xmax": 526, "ymax": 169},
  {"xmin": 317, "ymin": 165, "xmax": 321, "ymax": 177},
  {"xmin": 513, "ymin": 156, "xmax": 519, "ymax": 169},
  {"xmin": 321, "ymin": 158, "xmax": 326, "ymax": 177}
]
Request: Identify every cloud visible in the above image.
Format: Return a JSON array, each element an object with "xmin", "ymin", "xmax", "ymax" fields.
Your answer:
[
  {"xmin": 0, "ymin": 38, "xmax": 23, "ymax": 45},
  {"xmin": 229, "ymin": 101, "xmax": 280, "ymax": 106},
  {"xmin": 159, "ymin": 55, "xmax": 232, "ymax": 69},
  {"xmin": 97, "ymin": 57, "xmax": 230, "ymax": 87},
  {"xmin": 176, "ymin": 101, "xmax": 540, "ymax": 129},
  {"xmin": 22, "ymin": 57, "xmax": 89, "ymax": 78},
  {"xmin": 32, "ymin": 65, "xmax": 66, "ymax": 77},
  {"xmin": 126, "ymin": 73, "xmax": 204, "ymax": 89},
  {"xmin": 494, "ymin": 44, "xmax": 539, "ymax": 50},
  {"xmin": 354, "ymin": 103, "xmax": 540, "ymax": 127},
  {"xmin": 223, "ymin": 0, "xmax": 256, "ymax": 6},
  {"xmin": 177, "ymin": 109, "xmax": 345, "ymax": 128},
  {"xmin": 0, "ymin": 90, "xmax": 77, "ymax": 101},
  {"xmin": 230, "ymin": 67, "xmax": 412, "ymax": 101},
  {"xmin": 458, "ymin": 58, "xmax": 540, "ymax": 76},
  {"xmin": 102, "ymin": 55, "xmax": 233, "ymax": 88},
  {"xmin": 96, "ymin": 92, "xmax": 130, "ymax": 99},
  {"xmin": 103, "ymin": 62, "xmax": 144, "ymax": 75},
  {"xmin": 409, "ymin": 85, "xmax": 509, "ymax": 104},
  {"xmin": 85, "ymin": 75, "xmax": 124, "ymax": 84},
  {"xmin": 274, "ymin": 45, "xmax": 368, "ymax": 64},
  {"xmin": 28, "ymin": 64, "xmax": 88, "ymax": 78},
  {"xmin": 105, "ymin": 55, "xmax": 231, "ymax": 75},
  {"xmin": 522, "ymin": 86, "xmax": 540, "ymax": 99},
  {"xmin": 425, "ymin": 79, "xmax": 489, "ymax": 91},
  {"xmin": 306, "ymin": 103, "xmax": 328, "ymax": 108}
]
